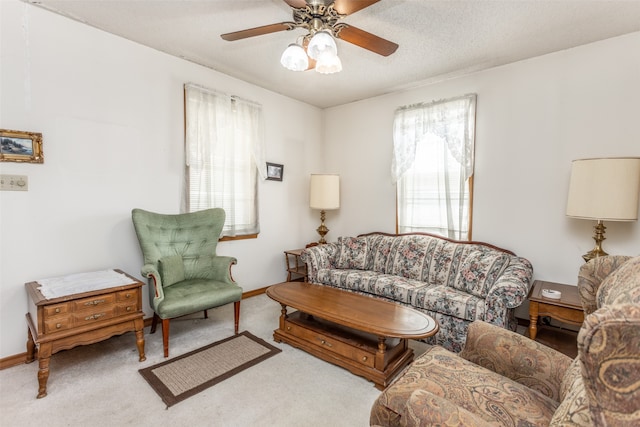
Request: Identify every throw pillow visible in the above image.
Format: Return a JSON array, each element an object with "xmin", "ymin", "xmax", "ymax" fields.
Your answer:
[
  {"xmin": 452, "ymin": 251, "xmax": 510, "ymax": 298},
  {"xmin": 158, "ymin": 255, "xmax": 185, "ymax": 287},
  {"xmin": 336, "ymin": 236, "xmax": 369, "ymax": 270}
]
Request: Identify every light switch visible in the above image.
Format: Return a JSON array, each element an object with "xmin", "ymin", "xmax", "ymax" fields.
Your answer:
[{"xmin": 0, "ymin": 174, "xmax": 29, "ymax": 191}]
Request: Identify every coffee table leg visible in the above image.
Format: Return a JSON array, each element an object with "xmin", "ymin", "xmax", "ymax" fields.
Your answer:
[
  {"xmin": 279, "ymin": 304, "xmax": 288, "ymax": 330},
  {"xmin": 376, "ymin": 337, "xmax": 387, "ymax": 371}
]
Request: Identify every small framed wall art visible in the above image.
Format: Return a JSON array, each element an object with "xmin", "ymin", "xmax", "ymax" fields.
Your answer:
[
  {"xmin": 266, "ymin": 162, "xmax": 284, "ymax": 181},
  {"xmin": 0, "ymin": 129, "xmax": 44, "ymax": 163}
]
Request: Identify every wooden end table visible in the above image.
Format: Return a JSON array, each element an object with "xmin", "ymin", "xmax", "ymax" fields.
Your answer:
[
  {"xmin": 284, "ymin": 249, "xmax": 307, "ymax": 281},
  {"xmin": 528, "ymin": 280, "xmax": 584, "ymax": 341},
  {"xmin": 266, "ymin": 282, "xmax": 438, "ymax": 390},
  {"xmin": 25, "ymin": 269, "xmax": 146, "ymax": 398}
]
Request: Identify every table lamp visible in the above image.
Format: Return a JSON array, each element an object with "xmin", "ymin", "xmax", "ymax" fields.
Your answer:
[
  {"xmin": 566, "ymin": 157, "xmax": 640, "ymax": 262},
  {"xmin": 310, "ymin": 174, "xmax": 340, "ymax": 244}
]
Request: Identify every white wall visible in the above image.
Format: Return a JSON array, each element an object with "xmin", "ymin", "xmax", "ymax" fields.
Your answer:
[
  {"xmin": 0, "ymin": 1, "xmax": 323, "ymax": 358},
  {"xmin": 324, "ymin": 31, "xmax": 640, "ymax": 319},
  {"xmin": 2, "ymin": 0, "xmax": 639, "ymax": 359}
]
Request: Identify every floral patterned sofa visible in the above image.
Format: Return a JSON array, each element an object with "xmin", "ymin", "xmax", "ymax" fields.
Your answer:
[
  {"xmin": 301, "ymin": 232, "xmax": 533, "ymax": 352},
  {"xmin": 370, "ymin": 255, "xmax": 640, "ymax": 426}
]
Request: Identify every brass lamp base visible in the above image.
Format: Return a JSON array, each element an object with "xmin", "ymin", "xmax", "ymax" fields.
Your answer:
[
  {"xmin": 316, "ymin": 210, "xmax": 329, "ymax": 244},
  {"xmin": 582, "ymin": 220, "xmax": 609, "ymax": 263}
]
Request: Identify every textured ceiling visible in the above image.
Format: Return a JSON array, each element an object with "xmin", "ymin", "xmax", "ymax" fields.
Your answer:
[{"xmin": 24, "ymin": 0, "xmax": 640, "ymax": 108}]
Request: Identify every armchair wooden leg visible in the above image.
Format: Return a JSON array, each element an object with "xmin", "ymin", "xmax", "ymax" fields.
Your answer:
[
  {"xmin": 204, "ymin": 310, "xmax": 208, "ymax": 319},
  {"xmin": 150, "ymin": 313, "xmax": 159, "ymax": 334},
  {"xmin": 234, "ymin": 301, "xmax": 240, "ymax": 335},
  {"xmin": 161, "ymin": 318, "xmax": 170, "ymax": 358}
]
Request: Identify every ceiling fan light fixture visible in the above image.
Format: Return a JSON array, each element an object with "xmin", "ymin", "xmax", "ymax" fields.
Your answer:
[
  {"xmin": 307, "ymin": 30, "xmax": 337, "ymax": 60},
  {"xmin": 280, "ymin": 43, "xmax": 309, "ymax": 71},
  {"xmin": 315, "ymin": 54, "xmax": 342, "ymax": 74}
]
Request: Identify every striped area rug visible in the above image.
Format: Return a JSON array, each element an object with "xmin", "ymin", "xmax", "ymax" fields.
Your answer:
[{"xmin": 139, "ymin": 331, "xmax": 281, "ymax": 407}]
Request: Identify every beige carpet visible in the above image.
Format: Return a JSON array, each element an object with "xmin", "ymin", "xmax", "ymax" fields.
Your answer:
[
  {"xmin": 0, "ymin": 294, "xmax": 431, "ymax": 426},
  {"xmin": 139, "ymin": 331, "xmax": 281, "ymax": 407}
]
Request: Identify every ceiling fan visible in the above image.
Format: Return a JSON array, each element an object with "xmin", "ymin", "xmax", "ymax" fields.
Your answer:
[{"xmin": 221, "ymin": 0, "xmax": 398, "ymax": 73}]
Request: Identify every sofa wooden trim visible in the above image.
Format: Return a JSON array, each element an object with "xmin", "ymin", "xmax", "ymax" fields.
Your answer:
[{"xmin": 357, "ymin": 231, "xmax": 516, "ymax": 256}]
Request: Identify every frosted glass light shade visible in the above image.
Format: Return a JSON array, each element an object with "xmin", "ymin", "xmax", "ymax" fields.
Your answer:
[
  {"xmin": 315, "ymin": 54, "xmax": 342, "ymax": 74},
  {"xmin": 280, "ymin": 43, "xmax": 309, "ymax": 71},
  {"xmin": 310, "ymin": 174, "xmax": 340, "ymax": 210},
  {"xmin": 566, "ymin": 157, "xmax": 640, "ymax": 221},
  {"xmin": 307, "ymin": 30, "xmax": 337, "ymax": 60}
]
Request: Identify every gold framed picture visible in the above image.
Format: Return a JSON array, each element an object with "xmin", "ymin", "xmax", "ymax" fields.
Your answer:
[{"xmin": 0, "ymin": 129, "xmax": 44, "ymax": 163}]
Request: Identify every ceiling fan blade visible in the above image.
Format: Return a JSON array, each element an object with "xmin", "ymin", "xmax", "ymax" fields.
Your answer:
[
  {"xmin": 333, "ymin": 0, "xmax": 380, "ymax": 15},
  {"xmin": 282, "ymin": 0, "xmax": 308, "ymax": 8},
  {"xmin": 335, "ymin": 24, "xmax": 398, "ymax": 56},
  {"xmin": 221, "ymin": 23, "xmax": 295, "ymax": 41}
]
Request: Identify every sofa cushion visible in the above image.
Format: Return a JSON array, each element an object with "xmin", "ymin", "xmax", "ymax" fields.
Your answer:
[
  {"xmin": 320, "ymin": 268, "xmax": 429, "ymax": 305},
  {"xmin": 387, "ymin": 234, "xmax": 439, "ymax": 281},
  {"xmin": 452, "ymin": 250, "xmax": 510, "ymax": 298},
  {"xmin": 412, "ymin": 285, "xmax": 486, "ymax": 322},
  {"xmin": 336, "ymin": 236, "xmax": 369, "ymax": 270},
  {"xmin": 158, "ymin": 255, "xmax": 185, "ymax": 287},
  {"xmin": 370, "ymin": 235, "xmax": 397, "ymax": 274},
  {"xmin": 373, "ymin": 346, "xmax": 559, "ymax": 426},
  {"xmin": 427, "ymin": 239, "xmax": 459, "ymax": 286}
]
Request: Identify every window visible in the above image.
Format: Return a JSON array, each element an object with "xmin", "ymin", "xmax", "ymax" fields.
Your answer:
[
  {"xmin": 392, "ymin": 94, "xmax": 476, "ymax": 240},
  {"xmin": 183, "ymin": 83, "xmax": 266, "ymax": 238}
]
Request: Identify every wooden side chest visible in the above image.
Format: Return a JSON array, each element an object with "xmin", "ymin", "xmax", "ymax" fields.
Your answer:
[{"xmin": 25, "ymin": 269, "xmax": 146, "ymax": 398}]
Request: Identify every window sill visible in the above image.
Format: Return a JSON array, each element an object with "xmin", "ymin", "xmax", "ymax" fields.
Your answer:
[{"xmin": 220, "ymin": 233, "xmax": 258, "ymax": 242}]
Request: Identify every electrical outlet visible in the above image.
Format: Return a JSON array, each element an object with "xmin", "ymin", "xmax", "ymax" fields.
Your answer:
[{"xmin": 0, "ymin": 174, "xmax": 29, "ymax": 191}]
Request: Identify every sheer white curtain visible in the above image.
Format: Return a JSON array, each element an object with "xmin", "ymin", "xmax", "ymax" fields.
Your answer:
[
  {"xmin": 183, "ymin": 83, "xmax": 266, "ymax": 237},
  {"xmin": 392, "ymin": 94, "xmax": 476, "ymax": 240}
]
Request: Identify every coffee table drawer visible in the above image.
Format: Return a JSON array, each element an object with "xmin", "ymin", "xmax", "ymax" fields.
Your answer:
[{"xmin": 284, "ymin": 318, "xmax": 376, "ymax": 368}]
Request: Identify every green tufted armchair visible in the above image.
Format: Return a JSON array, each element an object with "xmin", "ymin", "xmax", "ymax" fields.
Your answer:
[{"xmin": 131, "ymin": 208, "xmax": 243, "ymax": 358}]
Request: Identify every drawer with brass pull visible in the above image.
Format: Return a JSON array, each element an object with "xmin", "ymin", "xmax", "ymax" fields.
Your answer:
[
  {"xmin": 116, "ymin": 289, "xmax": 138, "ymax": 301},
  {"xmin": 44, "ymin": 317, "xmax": 72, "ymax": 334},
  {"xmin": 44, "ymin": 303, "xmax": 69, "ymax": 317},
  {"xmin": 73, "ymin": 306, "xmax": 116, "ymax": 326},
  {"xmin": 116, "ymin": 302, "xmax": 139, "ymax": 315},
  {"xmin": 72, "ymin": 294, "xmax": 116, "ymax": 311},
  {"xmin": 283, "ymin": 316, "xmax": 376, "ymax": 368}
]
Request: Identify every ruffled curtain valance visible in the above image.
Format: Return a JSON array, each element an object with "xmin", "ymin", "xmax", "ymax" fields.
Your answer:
[
  {"xmin": 184, "ymin": 83, "xmax": 266, "ymax": 180},
  {"xmin": 391, "ymin": 94, "xmax": 476, "ymax": 183}
]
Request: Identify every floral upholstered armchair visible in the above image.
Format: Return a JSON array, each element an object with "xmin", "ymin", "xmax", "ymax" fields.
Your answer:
[{"xmin": 370, "ymin": 255, "xmax": 640, "ymax": 426}]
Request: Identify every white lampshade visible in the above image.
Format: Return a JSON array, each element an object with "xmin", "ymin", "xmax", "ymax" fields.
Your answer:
[
  {"xmin": 315, "ymin": 54, "xmax": 342, "ymax": 74},
  {"xmin": 566, "ymin": 157, "xmax": 640, "ymax": 221},
  {"xmin": 307, "ymin": 30, "xmax": 337, "ymax": 60},
  {"xmin": 310, "ymin": 174, "xmax": 340, "ymax": 210},
  {"xmin": 280, "ymin": 43, "xmax": 309, "ymax": 71}
]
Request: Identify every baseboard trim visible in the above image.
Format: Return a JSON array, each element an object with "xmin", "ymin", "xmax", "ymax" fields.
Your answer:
[
  {"xmin": 0, "ymin": 352, "xmax": 27, "ymax": 370},
  {"xmin": 242, "ymin": 286, "xmax": 268, "ymax": 299},
  {"xmin": 0, "ymin": 287, "xmax": 270, "ymax": 371}
]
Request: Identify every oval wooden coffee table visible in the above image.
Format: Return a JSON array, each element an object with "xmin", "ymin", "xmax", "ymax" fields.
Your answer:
[{"xmin": 266, "ymin": 281, "xmax": 438, "ymax": 390}]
